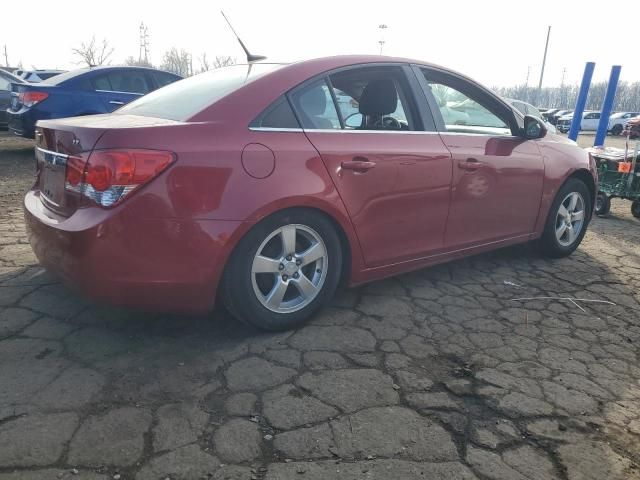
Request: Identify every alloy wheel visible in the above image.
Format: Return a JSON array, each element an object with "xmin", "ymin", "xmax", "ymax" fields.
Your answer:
[
  {"xmin": 251, "ymin": 224, "xmax": 328, "ymax": 313},
  {"xmin": 555, "ymin": 192, "xmax": 586, "ymax": 247}
]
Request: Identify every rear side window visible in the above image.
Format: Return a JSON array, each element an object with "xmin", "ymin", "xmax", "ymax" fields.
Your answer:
[
  {"xmin": 118, "ymin": 64, "xmax": 283, "ymax": 121},
  {"xmin": 108, "ymin": 72, "xmax": 150, "ymax": 94},
  {"xmin": 289, "ymin": 80, "xmax": 341, "ymax": 130},
  {"xmin": 154, "ymin": 72, "xmax": 179, "ymax": 88},
  {"xmin": 250, "ymin": 97, "xmax": 300, "ymax": 129},
  {"xmin": 0, "ymin": 75, "xmax": 9, "ymax": 91},
  {"xmin": 92, "ymin": 74, "xmax": 111, "ymax": 91}
]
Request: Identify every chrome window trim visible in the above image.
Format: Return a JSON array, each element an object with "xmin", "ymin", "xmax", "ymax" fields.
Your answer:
[
  {"xmin": 36, "ymin": 147, "xmax": 69, "ymax": 166},
  {"xmin": 302, "ymin": 129, "xmax": 441, "ymax": 135},
  {"xmin": 95, "ymin": 89, "xmax": 144, "ymax": 96},
  {"xmin": 249, "ymin": 127, "xmax": 304, "ymax": 132}
]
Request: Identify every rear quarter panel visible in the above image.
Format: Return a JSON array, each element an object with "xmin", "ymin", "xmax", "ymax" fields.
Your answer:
[{"xmin": 93, "ymin": 121, "xmax": 365, "ymax": 290}]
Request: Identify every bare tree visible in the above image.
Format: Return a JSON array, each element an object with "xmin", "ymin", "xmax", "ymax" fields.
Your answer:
[
  {"xmin": 72, "ymin": 37, "xmax": 114, "ymax": 67},
  {"xmin": 124, "ymin": 56, "xmax": 153, "ymax": 68},
  {"xmin": 495, "ymin": 81, "xmax": 640, "ymax": 111},
  {"xmin": 198, "ymin": 53, "xmax": 235, "ymax": 73},
  {"xmin": 161, "ymin": 48, "xmax": 192, "ymax": 77}
]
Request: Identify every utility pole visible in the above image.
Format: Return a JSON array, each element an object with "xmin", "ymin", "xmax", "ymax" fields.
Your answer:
[
  {"xmin": 378, "ymin": 24, "xmax": 388, "ymax": 55},
  {"xmin": 139, "ymin": 22, "xmax": 150, "ymax": 64},
  {"xmin": 3, "ymin": 45, "xmax": 8, "ymax": 67},
  {"xmin": 525, "ymin": 66, "xmax": 530, "ymax": 87},
  {"xmin": 538, "ymin": 26, "xmax": 551, "ymax": 91}
]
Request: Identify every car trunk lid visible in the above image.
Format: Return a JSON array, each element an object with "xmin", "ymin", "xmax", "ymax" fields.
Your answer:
[{"xmin": 34, "ymin": 114, "xmax": 180, "ymax": 217}]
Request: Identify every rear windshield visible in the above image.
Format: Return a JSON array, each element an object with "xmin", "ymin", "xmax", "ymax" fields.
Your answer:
[
  {"xmin": 42, "ymin": 70, "xmax": 88, "ymax": 85},
  {"xmin": 117, "ymin": 64, "xmax": 284, "ymax": 121}
]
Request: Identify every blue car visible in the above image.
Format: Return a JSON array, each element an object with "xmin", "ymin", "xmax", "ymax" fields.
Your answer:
[{"xmin": 7, "ymin": 66, "xmax": 182, "ymax": 138}]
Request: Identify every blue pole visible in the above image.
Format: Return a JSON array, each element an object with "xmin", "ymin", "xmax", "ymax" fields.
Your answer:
[
  {"xmin": 594, "ymin": 65, "xmax": 622, "ymax": 147},
  {"xmin": 568, "ymin": 62, "xmax": 595, "ymax": 141}
]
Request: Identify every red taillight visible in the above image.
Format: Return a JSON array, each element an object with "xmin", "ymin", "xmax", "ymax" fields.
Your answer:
[
  {"xmin": 19, "ymin": 91, "xmax": 49, "ymax": 107},
  {"xmin": 72, "ymin": 149, "xmax": 174, "ymax": 207}
]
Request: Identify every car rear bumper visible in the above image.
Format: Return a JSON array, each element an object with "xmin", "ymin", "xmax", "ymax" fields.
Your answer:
[
  {"xmin": 24, "ymin": 190, "xmax": 244, "ymax": 314},
  {"xmin": 8, "ymin": 109, "xmax": 36, "ymax": 138}
]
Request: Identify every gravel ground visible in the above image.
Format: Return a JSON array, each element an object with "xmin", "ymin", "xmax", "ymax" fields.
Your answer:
[{"xmin": 1, "ymin": 132, "xmax": 639, "ymax": 480}]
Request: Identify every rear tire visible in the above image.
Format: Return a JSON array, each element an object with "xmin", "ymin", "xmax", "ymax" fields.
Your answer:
[
  {"xmin": 611, "ymin": 124, "xmax": 623, "ymax": 136},
  {"xmin": 595, "ymin": 192, "xmax": 611, "ymax": 216},
  {"xmin": 632, "ymin": 200, "xmax": 640, "ymax": 219},
  {"xmin": 538, "ymin": 178, "xmax": 591, "ymax": 258},
  {"xmin": 221, "ymin": 209, "xmax": 342, "ymax": 331}
]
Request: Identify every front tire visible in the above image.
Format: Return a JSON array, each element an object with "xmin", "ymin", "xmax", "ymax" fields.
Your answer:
[
  {"xmin": 538, "ymin": 178, "xmax": 591, "ymax": 258},
  {"xmin": 221, "ymin": 209, "xmax": 342, "ymax": 331},
  {"xmin": 611, "ymin": 124, "xmax": 623, "ymax": 136},
  {"xmin": 632, "ymin": 200, "xmax": 640, "ymax": 219}
]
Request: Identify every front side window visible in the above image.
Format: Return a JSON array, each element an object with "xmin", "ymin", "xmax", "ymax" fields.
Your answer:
[
  {"xmin": 422, "ymin": 69, "xmax": 511, "ymax": 135},
  {"xmin": 328, "ymin": 67, "xmax": 415, "ymax": 131},
  {"xmin": 0, "ymin": 75, "xmax": 9, "ymax": 91},
  {"xmin": 289, "ymin": 80, "xmax": 341, "ymax": 130}
]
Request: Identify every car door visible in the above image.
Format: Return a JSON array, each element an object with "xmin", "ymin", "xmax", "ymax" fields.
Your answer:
[
  {"xmin": 289, "ymin": 65, "xmax": 453, "ymax": 267},
  {"xmin": 417, "ymin": 67, "xmax": 544, "ymax": 250},
  {"xmin": 583, "ymin": 112, "xmax": 599, "ymax": 130}
]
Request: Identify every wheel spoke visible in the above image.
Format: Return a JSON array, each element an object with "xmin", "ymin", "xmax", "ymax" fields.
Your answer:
[
  {"xmin": 556, "ymin": 222, "xmax": 567, "ymax": 241},
  {"xmin": 252, "ymin": 255, "xmax": 281, "ymax": 274},
  {"xmin": 566, "ymin": 225, "xmax": 576, "ymax": 244},
  {"xmin": 568, "ymin": 193, "xmax": 578, "ymax": 212},
  {"xmin": 266, "ymin": 280, "xmax": 288, "ymax": 309},
  {"xmin": 298, "ymin": 242, "xmax": 325, "ymax": 267},
  {"xmin": 571, "ymin": 210, "xmax": 584, "ymax": 222},
  {"xmin": 293, "ymin": 274, "xmax": 318, "ymax": 299},
  {"xmin": 558, "ymin": 204, "xmax": 569, "ymax": 219},
  {"xmin": 281, "ymin": 225, "xmax": 297, "ymax": 256}
]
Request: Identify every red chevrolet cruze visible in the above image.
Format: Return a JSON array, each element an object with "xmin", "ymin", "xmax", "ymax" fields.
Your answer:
[{"xmin": 25, "ymin": 56, "xmax": 597, "ymax": 330}]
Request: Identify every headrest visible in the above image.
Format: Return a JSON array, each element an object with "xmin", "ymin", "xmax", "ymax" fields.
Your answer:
[{"xmin": 359, "ymin": 79, "xmax": 398, "ymax": 116}]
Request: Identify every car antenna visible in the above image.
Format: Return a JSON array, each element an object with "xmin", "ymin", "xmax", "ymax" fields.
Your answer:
[{"xmin": 221, "ymin": 11, "xmax": 267, "ymax": 63}]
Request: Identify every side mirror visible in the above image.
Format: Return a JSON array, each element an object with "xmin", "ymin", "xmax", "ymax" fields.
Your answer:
[
  {"xmin": 523, "ymin": 115, "xmax": 547, "ymax": 139},
  {"xmin": 344, "ymin": 112, "xmax": 363, "ymax": 129}
]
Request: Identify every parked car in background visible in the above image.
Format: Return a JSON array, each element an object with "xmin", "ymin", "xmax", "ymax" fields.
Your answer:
[
  {"xmin": 23, "ymin": 56, "xmax": 596, "ymax": 330},
  {"xmin": 624, "ymin": 116, "xmax": 640, "ymax": 139},
  {"xmin": 542, "ymin": 108, "xmax": 560, "ymax": 121},
  {"xmin": 15, "ymin": 69, "xmax": 66, "ymax": 83},
  {"xmin": 507, "ymin": 99, "xmax": 556, "ymax": 133},
  {"xmin": 0, "ymin": 69, "xmax": 25, "ymax": 129},
  {"xmin": 608, "ymin": 112, "xmax": 640, "ymax": 135},
  {"xmin": 7, "ymin": 66, "xmax": 182, "ymax": 138},
  {"xmin": 549, "ymin": 109, "xmax": 573, "ymax": 125},
  {"xmin": 557, "ymin": 111, "xmax": 602, "ymax": 133}
]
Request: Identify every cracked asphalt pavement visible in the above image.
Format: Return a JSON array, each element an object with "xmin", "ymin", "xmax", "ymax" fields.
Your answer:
[{"xmin": 1, "ymin": 139, "xmax": 640, "ymax": 480}]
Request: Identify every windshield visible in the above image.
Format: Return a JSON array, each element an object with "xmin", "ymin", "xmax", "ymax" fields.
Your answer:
[{"xmin": 117, "ymin": 63, "xmax": 284, "ymax": 121}]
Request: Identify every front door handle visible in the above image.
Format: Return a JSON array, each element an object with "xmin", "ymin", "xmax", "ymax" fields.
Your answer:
[
  {"xmin": 458, "ymin": 158, "xmax": 483, "ymax": 170},
  {"xmin": 341, "ymin": 157, "xmax": 376, "ymax": 172},
  {"xmin": 109, "ymin": 100, "xmax": 125, "ymax": 105}
]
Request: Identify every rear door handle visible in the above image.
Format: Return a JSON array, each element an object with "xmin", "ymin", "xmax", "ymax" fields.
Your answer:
[
  {"xmin": 341, "ymin": 157, "xmax": 377, "ymax": 172},
  {"xmin": 109, "ymin": 100, "xmax": 125, "ymax": 105},
  {"xmin": 458, "ymin": 158, "xmax": 483, "ymax": 170}
]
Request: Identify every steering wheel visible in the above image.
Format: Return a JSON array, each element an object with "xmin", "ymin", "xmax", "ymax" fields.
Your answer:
[{"xmin": 373, "ymin": 116, "xmax": 402, "ymax": 130}]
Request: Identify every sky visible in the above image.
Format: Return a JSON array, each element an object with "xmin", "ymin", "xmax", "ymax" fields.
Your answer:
[{"xmin": 1, "ymin": 0, "xmax": 637, "ymax": 88}]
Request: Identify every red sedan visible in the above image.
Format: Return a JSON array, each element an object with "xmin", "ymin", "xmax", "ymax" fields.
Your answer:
[{"xmin": 25, "ymin": 56, "xmax": 597, "ymax": 330}]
